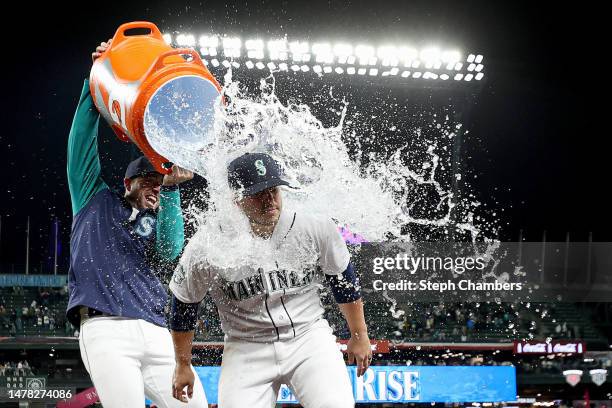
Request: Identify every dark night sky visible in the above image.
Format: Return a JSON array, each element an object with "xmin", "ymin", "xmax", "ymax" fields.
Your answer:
[{"xmin": 0, "ymin": 1, "xmax": 606, "ymax": 272}]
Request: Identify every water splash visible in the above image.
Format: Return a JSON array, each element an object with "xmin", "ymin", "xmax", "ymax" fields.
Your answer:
[{"xmin": 145, "ymin": 71, "xmax": 490, "ymax": 272}]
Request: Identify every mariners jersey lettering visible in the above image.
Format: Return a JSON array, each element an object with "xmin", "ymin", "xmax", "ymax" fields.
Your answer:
[
  {"xmin": 219, "ymin": 267, "xmax": 317, "ymax": 302},
  {"xmin": 170, "ymin": 208, "xmax": 350, "ymax": 342}
]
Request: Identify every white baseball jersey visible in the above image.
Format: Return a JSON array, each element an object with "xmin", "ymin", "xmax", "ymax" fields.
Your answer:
[{"xmin": 169, "ymin": 208, "xmax": 351, "ymax": 342}]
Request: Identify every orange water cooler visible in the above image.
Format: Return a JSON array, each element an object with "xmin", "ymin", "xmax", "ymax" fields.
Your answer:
[{"xmin": 89, "ymin": 21, "xmax": 222, "ymax": 173}]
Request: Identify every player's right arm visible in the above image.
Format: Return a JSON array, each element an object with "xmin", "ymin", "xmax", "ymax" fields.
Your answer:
[
  {"xmin": 168, "ymin": 237, "xmax": 211, "ymax": 402},
  {"xmin": 67, "ymin": 41, "xmax": 111, "ymax": 215},
  {"xmin": 170, "ymin": 296, "xmax": 198, "ymax": 402}
]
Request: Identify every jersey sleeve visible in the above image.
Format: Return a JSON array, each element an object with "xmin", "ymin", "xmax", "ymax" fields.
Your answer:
[
  {"xmin": 169, "ymin": 233, "xmax": 212, "ymax": 303},
  {"xmin": 155, "ymin": 186, "xmax": 185, "ymax": 261},
  {"xmin": 66, "ymin": 79, "xmax": 108, "ymax": 215},
  {"xmin": 318, "ymin": 218, "xmax": 351, "ymax": 275}
]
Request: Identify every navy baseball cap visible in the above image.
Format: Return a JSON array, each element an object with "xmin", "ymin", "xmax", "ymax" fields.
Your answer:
[
  {"xmin": 228, "ymin": 153, "xmax": 292, "ymax": 196},
  {"xmin": 124, "ymin": 156, "xmax": 161, "ymax": 179}
]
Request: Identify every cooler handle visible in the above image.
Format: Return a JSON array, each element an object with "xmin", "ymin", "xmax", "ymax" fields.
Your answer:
[
  {"xmin": 150, "ymin": 49, "xmax": 205, "ymax": 72},
  {"xmin": 110, "ymin": 21, "xmax": 165, "ymax": 50}
]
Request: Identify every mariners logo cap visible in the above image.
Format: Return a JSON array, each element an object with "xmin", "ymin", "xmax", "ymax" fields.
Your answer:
[
  {"xmin": 124, "ymin": 156, "xmax": 160, "ymax": 179},
  {"xmin": 227, "ymin": 153, "xmax": 292, "ymax": 196}
]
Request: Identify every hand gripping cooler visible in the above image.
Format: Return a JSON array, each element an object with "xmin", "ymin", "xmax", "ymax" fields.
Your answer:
[{"xmin": 89, "ymin": 21, "xmax": 222, "ymax": 173}]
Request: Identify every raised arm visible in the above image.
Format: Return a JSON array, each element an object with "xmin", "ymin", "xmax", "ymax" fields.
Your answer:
[
  {"xmin": 66, "ymin": 79, "xmax": 107, "ymax": 215},
  {"xmin": 66, "ymin": 40, "xmax": 112, "ymax": 215}
]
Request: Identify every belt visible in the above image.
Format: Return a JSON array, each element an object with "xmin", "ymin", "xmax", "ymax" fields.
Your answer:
[{"xmin": 79, "ymin": 306, "xmax": 113, "ymax": 321}]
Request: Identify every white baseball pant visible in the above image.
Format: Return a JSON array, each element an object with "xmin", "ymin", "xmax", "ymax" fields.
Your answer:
[
  {"xmin": 79, "ymin": 316, "xmax": 207, "ymax": 408},
  {"xmin": 218, "ymin": 319, "xmax": 354, "ymax": 408}
]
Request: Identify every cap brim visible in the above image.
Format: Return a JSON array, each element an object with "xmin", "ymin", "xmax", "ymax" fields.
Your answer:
[
  {"xmin": 243, "ymin": 179, "xmax": 292, "ymax": 196},
  {"xmin": 126, "ymin": 170, "xmax": 162, "ymax": 180}
]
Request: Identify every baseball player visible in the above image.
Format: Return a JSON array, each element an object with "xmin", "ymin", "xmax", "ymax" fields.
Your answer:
[
  {"xmin": 169, "ymin": 152, "xmax": 372, "ymax": 407},
  {"xmin": 66, "ymin": 39, "xmax": 207, "ymax": 407}
]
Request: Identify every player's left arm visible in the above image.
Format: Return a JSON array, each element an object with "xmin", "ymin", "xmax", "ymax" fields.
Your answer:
[
  {"xmin": 320, "ymin": 218, "xmax": 372, "ymax": 377},
  {"xmin": 327, "ymin": 264, "xmax": 372, "ymax": 377},
  {"xmin": 155, "ymin": 165, "xmax": 194, "ymax": 261}
]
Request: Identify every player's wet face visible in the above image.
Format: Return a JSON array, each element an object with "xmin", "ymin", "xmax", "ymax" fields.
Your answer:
[
  {"xmin": 238, "ymin": 186, "xmax": 282, "ymax": 226},
  {"xmin": 124, "ymin": 173, "xmax": 163, "ymax": 210}
]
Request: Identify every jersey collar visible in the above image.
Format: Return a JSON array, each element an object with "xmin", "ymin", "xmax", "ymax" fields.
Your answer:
[{"xmin": 270, "ymin": 207, "xmax": 296, "ymax": 245}]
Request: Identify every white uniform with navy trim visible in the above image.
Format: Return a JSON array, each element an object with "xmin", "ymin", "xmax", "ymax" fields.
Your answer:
[{"xmin": 170, "ymin": 208, "xmax": 355, "ymax": 408}]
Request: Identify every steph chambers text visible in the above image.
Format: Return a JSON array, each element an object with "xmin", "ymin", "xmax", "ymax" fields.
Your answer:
[{"xmin": 372, "ymin": 279, "xmax": 523, "ymax": 292}]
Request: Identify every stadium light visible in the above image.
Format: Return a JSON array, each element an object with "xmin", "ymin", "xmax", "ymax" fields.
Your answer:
[
  {"xmin": 169, "ymin": 31, "xmax": 485, "ymax": 84},
  {"xmin": 290, "ymin": 41, "xmax": 310, "ymax": 62},
  {"xmin": 199, "ymin": 35, "xmax": 218, "ymax": 48},
  {"xmin": 378, "ymin": 46, "xmax": 399, "ymax": 67},
  {"xmin": 222, "ymin": 37, "xmax": 241, "ymax": 58},
  {"xmin": 420, "ymin": 47, "xmax": 441, "ymax": 69},
  {"xmin": 269, "ymin": 39, "xmax": 289, "ymax": 60},
  {"xmin": 245, "ymin": 39, "xmax": 264, "ymax": 59},
  {"xmin": 442, "ymin": 50, "xmax": 461, "ymax": 63},
  {"xmin": 199, "ymin": 35, "xmax": 218, "ymax": 56},
  {"xmin": 334, "ymin": 43, "xmax": 353, "ymax": 64},
  {"xmin": 176, "ymin": 34, "xmax": 196, "ymax": 47},
  {"xmin": 312, "ymin": 43, "xmax": 334, "ymax": 64},
  {"xmin": 399, "ymin": 46, "xmax": 418, "ymax": 67},
  {"xmin": 355, "ymin": 45, "xmax": 376, "ymax": 66}
]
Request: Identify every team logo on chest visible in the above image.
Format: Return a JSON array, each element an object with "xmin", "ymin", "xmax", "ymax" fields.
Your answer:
[
  {"xmin": 134, "ymin": 215, "xmax": 156, "ymax": 238},
  {"xmin": 220, "ymin": 267, "xmax": 317, "ymax": 301}
]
